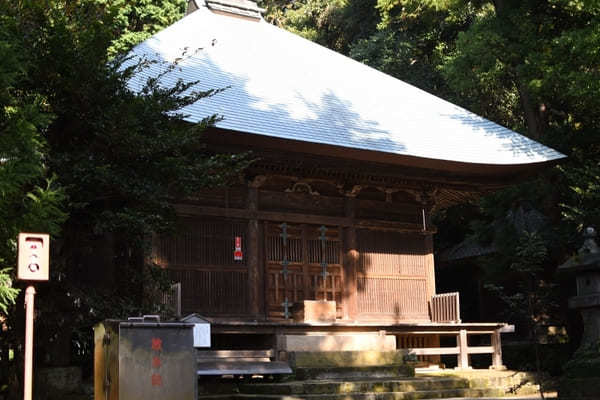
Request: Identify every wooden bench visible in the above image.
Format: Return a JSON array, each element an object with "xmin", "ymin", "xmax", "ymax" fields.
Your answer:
[{"xmin": 196, "ymin": 349, "xmax": 292, "ymax": 376}]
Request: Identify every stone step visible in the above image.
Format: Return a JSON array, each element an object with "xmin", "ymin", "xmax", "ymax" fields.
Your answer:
[
  {"xmin": 240, "ymin": 378, "xmax": 474, "ymax": 395},
  {"xmin": 197, "ymin": 370, "xmax": 541, "ymax": 399},
  {"xmin": 231, "ymin": 387, "xmax": 505, "ymax": 399},
  {"xmin": 417, "ymin": 370, "xmax": 541, "ymax": 396},
  {"xmin": 289, "ymin": 351, "xmax": 408, "ymax": 368},
  {"xmin": 294, "ymin": 365, "xmax": 413, "ymax": 380}
]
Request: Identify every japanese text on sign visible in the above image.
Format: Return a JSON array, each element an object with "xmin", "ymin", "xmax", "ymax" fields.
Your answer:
[{"xmin": 151, "ymin": 337, "xmax": 162, "ymax": 387}]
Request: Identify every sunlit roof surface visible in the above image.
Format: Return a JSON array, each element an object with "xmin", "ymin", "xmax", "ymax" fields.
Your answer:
[{"xmin": 126, "ymin": 4, "xmax": 565, "ymax": 166}]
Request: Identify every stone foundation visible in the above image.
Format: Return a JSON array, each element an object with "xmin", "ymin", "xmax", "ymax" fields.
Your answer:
[
  {"xmin": 288, "ymin": 350, "xmax": 407, "ymax": 368},
  {"xmin": 278, "ymin": 333, "xmax": 396, "ymax": 352}
]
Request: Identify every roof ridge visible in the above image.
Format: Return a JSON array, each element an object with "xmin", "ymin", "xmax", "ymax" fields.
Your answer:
[{"xmin": 205, "ymin": 0, "xmax": 264, "ymax": 19}]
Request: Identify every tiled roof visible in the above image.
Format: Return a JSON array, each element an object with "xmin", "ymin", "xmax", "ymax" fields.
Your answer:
[{"xmin": 125, "ymin": 4, "xmax": 566, "ymax": 166}]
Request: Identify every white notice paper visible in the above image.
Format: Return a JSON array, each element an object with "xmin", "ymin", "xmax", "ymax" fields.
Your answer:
[{"xmin": 193, "ymin": 323, "xmax": 211, "ymax": 348}]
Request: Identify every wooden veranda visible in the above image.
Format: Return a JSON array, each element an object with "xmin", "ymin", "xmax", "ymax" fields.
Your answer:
[{"xmin": 193, "ymin": 319, "xmax": 511, "ymax": 371}]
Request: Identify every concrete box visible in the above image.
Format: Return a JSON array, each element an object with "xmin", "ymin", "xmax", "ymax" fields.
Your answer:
[{"xmin": 293, "ymin": 300, "xmax": 336, "ymax": 323}]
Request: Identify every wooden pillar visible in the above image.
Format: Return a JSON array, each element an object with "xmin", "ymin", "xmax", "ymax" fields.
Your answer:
[
  {"xmin": 419, "ymin": 188, "xmax": 437, "ymax": 311},
  {"xmin": 491, "ymin": 329, "xmax": 504, "ymax": 369},
  {"xmin": 343, "ymin": 197, "xmax": 358, "ymax": 320},
  {"xmin": 301, "ymin": 224, "xmax": 311, "ymax": 302},
  {"xmin": 247, "ymin": 186, "xmax": 263, "ymax": 318},
  {"xmin": 457, "ymin": 329, "xmax": 469, "ymax": 369}
]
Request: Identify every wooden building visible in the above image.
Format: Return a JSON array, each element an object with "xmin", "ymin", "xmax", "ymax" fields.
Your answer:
[{"xmin": 131, "ymin": 0, "xmax": 565, "ymax": 369}]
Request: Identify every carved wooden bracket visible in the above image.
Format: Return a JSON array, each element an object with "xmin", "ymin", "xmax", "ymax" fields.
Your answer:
[
  {"xmin": 406, "ymin": 186, "xmax": 439, "ymax": 211},
  {"xmin": 376, "ymin": 187, "xmax": 400, "ymax": 203},
  {"xmin": 285, "ymin": 181, "xmax": 320, "ymax": 196},
  {"xmin": 341, "ymin": 185, "xmax": 362, "ymax": 198}
]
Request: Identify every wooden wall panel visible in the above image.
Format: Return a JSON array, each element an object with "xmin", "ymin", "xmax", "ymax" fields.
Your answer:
[
  {"xmin": 153, "ymin": 217, "xmax": 250, "ymax": 317},
  {"xmin": 153, "ymin": 218, "xmax": 248, "ymax": 267},
  {"xmin": 356, "ymin": 277, "xmax": 428, "ymax": 319},
  {"xmin": 355, "ymin": 199, "xmax": 422, "ymax": 224},
  {"xmin": 168, "ymin": 269, "xmax": 248, "ymax": 316},
  {"xmin": 355, "ymin": 229, "xmax": 431, "ymax": 321},
  {"xmin": 247, "ymin": 186, "xmax": 263, "ymax": 317},
  {"xmin": 357, "ymin": 230, "xmax": 427, "ymax": 276}
]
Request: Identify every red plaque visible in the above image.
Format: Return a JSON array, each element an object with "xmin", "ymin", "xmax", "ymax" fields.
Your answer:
[
  {"xmin": 151, "ymin": 337, "xmax": 162, "ymax": 351},
  {"xmin": 151, "ymin": 373, "xmax": 162, "ymax": 386},
  {"xmin": 234, "ymin": 236, "xmax": 243, "ymax": 261}
]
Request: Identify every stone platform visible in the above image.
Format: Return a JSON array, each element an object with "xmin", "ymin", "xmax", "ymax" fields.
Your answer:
[{"xmin": 197, "ymin": 369, "xmax": 547, "ymax": 400}]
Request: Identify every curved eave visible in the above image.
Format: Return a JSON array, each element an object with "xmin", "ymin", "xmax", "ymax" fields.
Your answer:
[{"xmin": 204, "ymin": 127, "xmax": 566, "ymax": 185}]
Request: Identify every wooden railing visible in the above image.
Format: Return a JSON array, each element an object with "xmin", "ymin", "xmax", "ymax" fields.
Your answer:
[
  {"xmin": 430, "ymin": 292, "xmax": 460, "ymax": 323},
  {"xmin": 405, "ymin": 328, "xmax": 506, "ymax": 370}
]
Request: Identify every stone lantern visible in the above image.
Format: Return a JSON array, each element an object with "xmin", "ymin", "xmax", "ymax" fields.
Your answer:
[
  {"xmin": 558, "ymin": 227, "xmax": 600, "ymax": 400},
  {"xmin": 559, "ymin": 227, "xmax": 600, "ymax": 346}
]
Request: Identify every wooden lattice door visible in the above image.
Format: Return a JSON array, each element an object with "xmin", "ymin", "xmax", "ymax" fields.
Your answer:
[{"xmin": 265, "ymin": 222, "xmax": 343, "ymax": 320}]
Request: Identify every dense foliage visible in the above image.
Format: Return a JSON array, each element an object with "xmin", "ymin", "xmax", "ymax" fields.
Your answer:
[{"xmin": 0, "ymin": 0, "xmax": 248, "ymax": 395}]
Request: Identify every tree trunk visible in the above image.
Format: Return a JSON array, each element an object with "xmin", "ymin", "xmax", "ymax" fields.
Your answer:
[{"xmin": 517, "ymin": 79, "xmax": 545, "ymax": 140}]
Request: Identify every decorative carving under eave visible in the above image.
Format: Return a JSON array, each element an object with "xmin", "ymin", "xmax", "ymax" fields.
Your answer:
[
  {"xmin": 285, "ymin": 181, "xmax": 320, "ymax": 196},
  {"xmin": 340, "ymin": 184, "xmax": 362, "ymax": 198},
  {"xmin": 376, "ymin": 187, "xmax": 400, "ymax": 203},
  {"xmin": 408, "ymin": 186, "xmax": 440, "ymax": 211}
]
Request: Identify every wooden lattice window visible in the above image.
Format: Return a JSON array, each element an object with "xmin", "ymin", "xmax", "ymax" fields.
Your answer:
[
  {"xmin": 152, "ymin": 217, "xmax": 249, "ymax": 316},
  {"xmin": 153, "ymin": 217, "xmax": 247, "ymax": 268},
  {"xmin": 265, "ymin": 222, "xmax": 343, "ymax": 320}
]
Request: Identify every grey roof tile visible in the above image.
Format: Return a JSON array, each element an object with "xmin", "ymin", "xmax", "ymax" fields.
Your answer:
[{"xmin": 125, "ymin": 5, "xmax": 566, "ymax": 166}]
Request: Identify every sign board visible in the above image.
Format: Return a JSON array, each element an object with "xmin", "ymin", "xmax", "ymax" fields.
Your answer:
[
  {"xmin": 117, "ymin": 322, "xmax": 196, "ymax": 400},
  {"xmin": 193, "ymin": 323, "xmax": 211, "ymax": 348},
  {"xmin": 17, "ymin": 233, "xmax": 49, "ymax": 281},
  {"xmin": 234, "ymin": 236, "xmax": 243, "ymax": 261}
]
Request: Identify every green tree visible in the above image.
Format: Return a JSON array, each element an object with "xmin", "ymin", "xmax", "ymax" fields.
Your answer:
[
  {"xmin": 0, "ymin": 4, "xmax": 67, "ymax": 314},
  {"xmin": 350, "ymin": 0, "xmax": 473, "ymax": 96},
  {"xmin": 1, "ymin": 0, "xmax": 249, "ymax": 395},
  {"xmin": 485, "ymin": 231, "xmax": 557, "ymax": 397},
  {"xmin": 0, "ymin": 7, "xmax": 67, "ymax": 391},
  {"xmin": 262, "ymin": 0, "xmax": 379, "ymax": 54},
  {"xmin": 438, "ymin": 0, "xmax": 599, "ymax": 255},
  {"xmin": 108, "ymin": 0, "xmax": 187, "ymax": 55}
]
